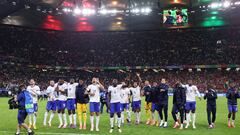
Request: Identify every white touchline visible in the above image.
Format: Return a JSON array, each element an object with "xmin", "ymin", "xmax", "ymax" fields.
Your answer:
[{"xmin": 0, "ymin": 131, "xmax": 96, "ymax": 135}]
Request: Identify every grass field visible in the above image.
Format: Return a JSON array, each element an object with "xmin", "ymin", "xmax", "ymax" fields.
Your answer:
[{"xmin": 0, "ymin": 97, "xmax": 240, "ymax": 135}]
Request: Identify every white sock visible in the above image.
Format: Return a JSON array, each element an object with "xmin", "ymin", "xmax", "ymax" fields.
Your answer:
[
  {"xmin": 160, "ymin": 120, "xmax": 164, "ymax": 124},
  {"xmin": 186, "ymin": 113, "xmax": 190, "ymax": 125},
  {"xmin": 16, "ymin": 128, "xmax": 20, "ymax": 134},
  {"xmin": 115, "ymin": 115, "xmax": 118, "ymax": 124},
  {"xmin": 127, "ymin": 110, "xmax": 131, "ymax": 121},
  {"xmin": 27, "ymin": 128, "xmax": 32, "ymax": 133},
  {"xmin": 135, "ymin": 112, "xmax": 138, "ymax": 122},
  {"xmin": 69, "ymin": 114, "xmax": 73, "ymax": 124},
  {"xmin": 138, "ymin": 112, "xmax": 141, "ymax": 122},
  {"xmin": 90, "ymin": 116, "xmax": 94, "ymax": 128},
  {"xmin": 192, "ymin": 113, "xmax": 196, "ymax": 125},
  {"xmin": 29, "ymin": 114, "xmax": 32, "ymax": 125},
  {"xmin": 58, "ymin": 113, "xmax": 63, "ymax": 125},
  {"xmin": 73, "ymin": 114, "xmax": 77, "ymax": 125},
  {"xmin": 33, "ymin": 114, "xmax": 37, "ymax": 125},
  {"xmin": 63, "ymin": 113, "xmax": 67, "ymax": 125},
  {"xmin": 121, "ymin": 113, "xmax": 124, "ymax": 123},
  {"xmin": 96, "ymin": 116, "xmax": 100, "ymax": 129},
  {"xmin": 151, "ymin": 112, "xmax": 155, "ymax": 120},
  {"xmin": 118, "ymin": 117, "xmax": 121, "ymax": 128},
  {"xmin": 44, "ymin": 112, "xmax": 48, "ymax": 125},
  {"xmin": 110, "ymin": 117, "xmax": 114, "ymax": 128},
  {"xmin": 49, "ymin": 113, "xmax": 54, "ymax": 123}
]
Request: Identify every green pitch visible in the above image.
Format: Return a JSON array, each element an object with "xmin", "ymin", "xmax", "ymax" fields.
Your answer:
[{"xmin": 0, "ymin": 97, "xmax": 240, "ymax": 135}]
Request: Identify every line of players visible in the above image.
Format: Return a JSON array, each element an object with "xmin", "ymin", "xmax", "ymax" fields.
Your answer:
[{"xmin": 26, "ymin": 74, "xmax": 240, "ymax": 133}]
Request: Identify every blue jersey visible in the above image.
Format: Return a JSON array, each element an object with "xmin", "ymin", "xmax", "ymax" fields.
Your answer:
[
  {"xmin": 17, "ymin": 90, "xmax": 26, "ymax": 110},
  {"xmin": 226, "ymin": 88, "xmax": 240, "ymax": 105}
]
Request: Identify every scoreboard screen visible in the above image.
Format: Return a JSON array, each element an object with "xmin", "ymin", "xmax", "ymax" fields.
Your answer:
[{"xmin": 163, "ymin": 8, "xmax": 188, "ymax": 28}]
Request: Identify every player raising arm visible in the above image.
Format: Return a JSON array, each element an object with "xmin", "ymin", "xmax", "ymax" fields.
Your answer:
[
  {"xmin": 129, "ymin": 73, "xmax": 142, "ymax": 125},
  {"xmin": 86, "ymin": 77, "xmax": 104, "ymax": 132},
  {"xmin": 181, "ymin": 79, "xmax": 201, "ymax": 129}
]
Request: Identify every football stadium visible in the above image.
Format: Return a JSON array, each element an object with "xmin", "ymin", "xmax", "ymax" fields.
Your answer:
[{"xmin": 0, "ymin": 0, "xmax": 240, "ymax": 135}]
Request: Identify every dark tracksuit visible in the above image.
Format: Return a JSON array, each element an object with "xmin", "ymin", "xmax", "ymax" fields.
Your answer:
[
  {"xmin": 100, "ymin": 91, "xmax": 109, "ymax": 113},
  {"xmin": 156, "ymin": 83, "xmax": 169, "ymax": 121},
  {"xmin": 75, "ymin": 84, "xmax": 89, "ymax": 105},
  {"xmin": 204, "ymin": 89, "xmax": 217, "ymax": 125},
  {"xmin": 226, "ymin": 88, "xmax": 240, "ymax": 107},
  {"xmin": 172, "ymin": 86, "xmax": 186, "ymax": 124},
  {"xmin": 17, "ymin": 90, "xmax": 28, "ymax": 125},
  {"xmin": 144, "ymin": 85, "xmax": 152, "ymax": 109},
  {"xmin": 151, "ymin": 86, "xmax": 159, "ymax": 112}
]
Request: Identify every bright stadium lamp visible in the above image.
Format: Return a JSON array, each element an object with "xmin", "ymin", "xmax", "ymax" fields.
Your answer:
[
  {"xmin": 210, "ymin": 3, "xmax": 219, "ymax": 8},
  {"xmin": 73, "ymin": 7, "xmax": 81, "ymax": 14},
  {"xmin": 99, "ymin": 9, "xmax": 108, "ymax": 14},
  {"xmin": 223, "ymin": 1, "xmax": 230, "ymax": 8},
  {"xmin": 145, "ymin": 7, "xmax": 151, "ymax": 13},
  {"xmin": 132, "ymin": 8, "xmax": 140, "ymax": 13},
  {"xmin": 235, "ymin": 1, "xmax": 240, "ymax": 5}
]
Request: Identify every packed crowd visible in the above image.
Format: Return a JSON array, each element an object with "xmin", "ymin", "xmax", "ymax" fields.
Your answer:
[
  {"xmin": 1, "ymin": 25, "xmax": 240, "ymax": 93},
  {"xmin": 1, "ymin": 25, "xmax": 240, "ymax": 67}
]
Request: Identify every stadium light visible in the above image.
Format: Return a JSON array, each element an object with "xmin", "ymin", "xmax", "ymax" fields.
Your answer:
[
  {"xmin": 82, "ymin": 8, "xmax": 96, "ymax": 16},
  {"xmin": 73, "ymin": 7, "xmax": 81, "ymax": 15},
  {"xmin": 226, "ymin": 68, "xmax": 231, "ymax": 71},
  {"xmin": 63, "ymin": 8, "xmax": 72, "ymax": 13},
  {"xmin": 234, "ymin": 1, "xmax": 240, "ymax": 5},
  {"xmin": 99, "ymin": 9, "xmax": 108, "ymax": 14},
  {"xmin": 210, "ymin": 3, "xmax": 219, "ymax": 8},
  {"xmin": 223, "ymin": 1, "xmax": 230, "ymax": 8}
]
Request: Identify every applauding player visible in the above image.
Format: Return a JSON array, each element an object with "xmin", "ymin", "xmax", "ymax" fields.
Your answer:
[
  {"xmin": 157, "ymin": 78, "xmax": 169, "ymax": 128},
  {"xmin": 172, "ymin": 82, "xmax": 186, "ymax": 129},
  {"xmin": 43, "ymin": 80, "xmax": 57, "ymax": 127},
  {"xmin": 143, "ymin": 80, "xmax": 152, "ymax": 125},
  {"xmin": 120, "ymin": 85, "xmax": 131, "ymax": 124},
  {"xmin": 67, "ymin": 79, "xmax": 78, "ymax": 128},
  {"xmin": 27, "ymin": 79, "xmax": 41, "ymax": 129},
  {"xmin": 108, "ymin": 79, "xmax": 125, "ymax": 133},
  {"xmin": 204, "ymin": 84, "xmax": 217, "ymax": 129},
  {"xmin": 55, "ymin": 79, "xmax": 68, "ymax": 128}
]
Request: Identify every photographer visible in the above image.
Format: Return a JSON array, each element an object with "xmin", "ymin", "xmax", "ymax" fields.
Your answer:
[{"xmin": 15, "ymin": 84, "xmax": 34, "ymax": 135}]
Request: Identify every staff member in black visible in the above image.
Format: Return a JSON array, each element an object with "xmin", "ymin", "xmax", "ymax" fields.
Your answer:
[
  {"xmin": 172, "ymin": 82, "xmax": 186, "ymax": 129},
  {"xmin": 204, "ymin": 84, "xmax": 217, "ymax": 129}
]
